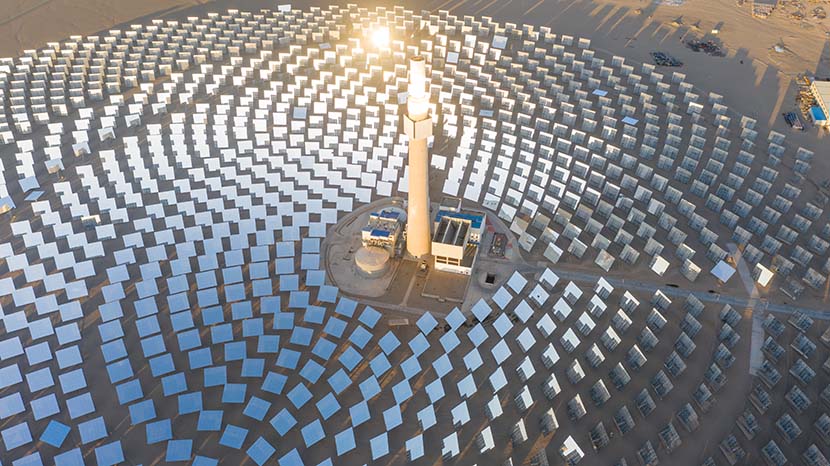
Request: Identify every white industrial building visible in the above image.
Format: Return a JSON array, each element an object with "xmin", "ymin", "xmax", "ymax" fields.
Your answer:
[
  {"xmin": 431, "ymin": 208, "xmax": 485, "ymax": 275},
  {"xmin": 809, "ymin": 78, "xmax": 830, "ymax": 127},
  {"xmin": 361, "ymin": 209, "xmax": 404, "ymax": 251}
]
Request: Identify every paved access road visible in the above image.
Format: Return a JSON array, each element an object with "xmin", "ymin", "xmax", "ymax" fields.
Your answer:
[{"xmin": 540, "ymin": 265, "xmax": 830, "ymax": 320}]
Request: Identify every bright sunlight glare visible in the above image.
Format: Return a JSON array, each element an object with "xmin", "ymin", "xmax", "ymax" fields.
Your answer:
[{"xmin": 371, "ymin": 27, "xmax": 390, "ymax": 49}]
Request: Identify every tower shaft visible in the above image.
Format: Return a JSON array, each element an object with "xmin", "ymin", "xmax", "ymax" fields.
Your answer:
[
  {"xmin": 404, "ymin": 56, "xmax": 433, "ymax": 258},
  {"xmin": 406, "ymin": 138, "xmax": 430, "ymax": 257}
]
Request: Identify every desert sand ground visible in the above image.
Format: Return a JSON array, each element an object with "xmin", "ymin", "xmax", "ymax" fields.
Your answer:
[{"xmin": 1, "ymin": 2, "xmax": 829, "ymax": 465}]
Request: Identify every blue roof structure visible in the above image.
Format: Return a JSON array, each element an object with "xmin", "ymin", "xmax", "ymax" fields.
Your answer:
[
  {"xmin": 377, "ymin": 210, "xmax": 400, "ymax": 219},
  {"xmin": 434, "ymin": 209, "xmax": 485, "ymax": 230}
]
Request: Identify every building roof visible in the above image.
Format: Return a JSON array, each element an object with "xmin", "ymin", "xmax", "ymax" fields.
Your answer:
[
  {"xmin": 364, "ymin": 210, "xmax": 401, "ymax": 236},
  {"xmin": 433, "ymin": 217, "xmax": 469, "ymax": 246},
  {"xmin": 375, "ymin": 210, "xmax": 400, "ymax": 220},
  {"xmin": 813, "ymin": 80, "xmax": 830, "ymax": 106},
  {"xmin": 440, "ymin": 197, "xmax": 462, "ymax": 211},
  {"xmin": 434, "ymin": 210, "xmax": 484, "ymax": 230}
]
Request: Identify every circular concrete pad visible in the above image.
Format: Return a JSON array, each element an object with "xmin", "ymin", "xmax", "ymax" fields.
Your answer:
[{"xmin": 355, "ymin": 246, "xmax": 390, "ymax": 277}]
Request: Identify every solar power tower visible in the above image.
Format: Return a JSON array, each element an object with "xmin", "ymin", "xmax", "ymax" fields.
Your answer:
[{"xmin": 403, "ymin": 56, "xmax": 433, "ymax": 258}]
